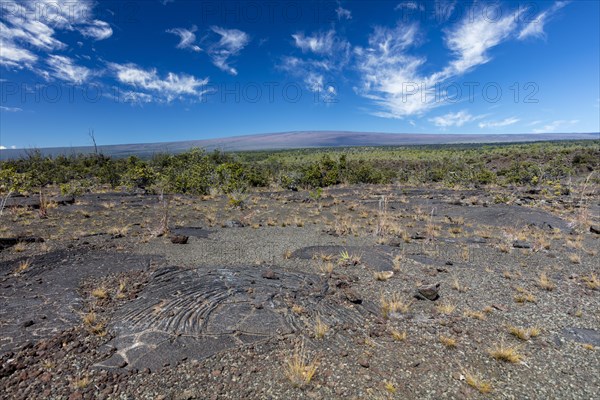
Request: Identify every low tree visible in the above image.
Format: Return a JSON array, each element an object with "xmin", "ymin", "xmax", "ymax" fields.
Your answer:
[{"xmin": 0, "ymin": 167, "xmax": 31, "ymax": 216}]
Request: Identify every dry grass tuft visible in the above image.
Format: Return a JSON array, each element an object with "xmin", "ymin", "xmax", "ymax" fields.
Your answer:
[
  {"xmin": 291, "ymin": 304, "xmax": 306, "ymax": 315},
  {"xmin": 13, "ymin": 242, "xmax": 26, "ymax": 253},
  {"xmin": 318, "ymin": 262, "xmax": 335, "ymax": 275},
  {"xmin": 538, "ymin": 272, "xmax": 556, "ymax": 291},
  {"xmin": 392, "ymin": 255, "xmax": 403, "ymax": 272},
  {"xmin": 82, "ymin": 312, "xmax": 106, "ymax": 336},
  {"xmin": 391, "ymin": 329, "xmax": 407, "ymax": 342},
  {"xmin": 464, "ymin": 309, "xmax": 486, "ymax": 320},
  {"xmin": 508, "ymin": 325, "xmax": 541, "ymax": 341},
  {"xmin": 582, "ymin": 273, "xmax": 599, "ymax": 290},
  {"xmin": 380, "ymin": 293, "xmax": 411, "ymax": 318},
  {"xmin": 91, "ymin": 287, "xmax": 108, "ymax": 299},
  {"xmin": 74, "ymin": 376, "xmax": 90, "ymax": 389},
  {"xmin": 284, "ymin": 344, "xmax": 317, "ymax": 388},
  {"xmin": 464, "ymin": 370, "xmax": 493, "ymax": 394},
  {"xmin": 318, "ymin": 252, "xmax": 334, "ymax": 262},
  {"xmin": 439, "ymin": 336, "xmax": 457, "ymax": 348},
  {"xmin": 384, "ymin": 381, "xmax": 397, "ymax": 393},
  {"xmin": 514, "ymin": 287, "xmax": 537, "ymax": 303},
  {"xmin": 568, "ymin": 254, "xmax": 581, "ymax": 264},
  {"xmin": 435, "ymin": 303, "xmax": 456, "ymax": 315},
  {"xmin": 338, "ymin": 250, "xmax": 361, "ymax": 266},
  {"xmin": 314, "ymin": 316, "xmax": 329, "ymax": 339},
  {"xmin": 451, "ymin": 276, "xmax": 468, "ymax": 293},
  {"xmin": 14, "ymin": 259, "xmax": 31, "ymax": 275},
  {"xmin": 489, "ymin": 342, "xmax": 524, "ymax": 363}
]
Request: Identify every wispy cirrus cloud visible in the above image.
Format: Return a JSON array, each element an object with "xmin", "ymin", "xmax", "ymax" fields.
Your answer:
[
  {"xmin": 109, "ymin": 63, "xmax": 209, "ymax": 103},
  {"xmin": 518, "ymin": 1, "xmax": 569, "ymax": 41},
  {"xmin": 292, "ymin": 30, "xmax": 340, "ymax": 55},
  {"xmin": 208, "ymin": 26, "xmax": 250, "ymax": 75},
  {"xmin": 79, "ymin": 20, "xmax": 113, "ymax": 41},
  {"xmin": 479, "ymin": 117, "xmax": 520, "ymax": 129},
  {"xmin": 167, "ymin": 26, "xmax": 202, "ymax": 52},
  {"xmin": 532, "ymin": 119, "xmax": 579, "ymax": 133},
  {"xmin": 441, "ymin": 8, "xmax": 518, "ymax": 77},
  {"xmin": 282, "ymin": 29, "xmax": 350, "ymax": 93},
  {"xmin": 0, "ymin": 38, "xmax": 38, "ymax": 68},
  {"xmin": 354, "ymin": 2, "xmax": 568, "ymax": 120},
  {"xmin": 429, "ymin": 110, "xmax": 486, "ymax": 128},
  {"xmin": 395, "ymin": 2, "xmax": 424, "ymax": 11},
  {"xmin": 0, "ymin": 0, "xmax": 111, "ymax": 82},
  {"xmin": 0, "ymin": 106, "xmax": 23, "ymax": 112},
  {"xmin": 336, "ymin": 1, "xmax": 352, "ymax": 20},
  {"xmin": 46, "ymin": 55, "xmax": 92, "ymax": 84},
  {"xmin": 354, "ymin": 23, "xmax": 437, "ymax": 117}
]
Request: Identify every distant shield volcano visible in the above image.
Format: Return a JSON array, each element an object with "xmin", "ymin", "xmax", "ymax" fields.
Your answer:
[{"xmin": 1, "ymin": 131, "xmax": 598, "ymax": 159}]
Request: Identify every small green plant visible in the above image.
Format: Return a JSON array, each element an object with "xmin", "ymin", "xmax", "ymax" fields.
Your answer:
[
  {"xmin": 227, "ymin": 191, "xmax": 247, "ymax": 209},
  {"xmin": 309, "ymin": 187, "xmax": 323, "ymax": 202}
]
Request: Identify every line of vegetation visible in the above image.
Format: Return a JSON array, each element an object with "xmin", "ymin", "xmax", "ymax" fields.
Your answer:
[{"xmin": 1, "ymin": 141, "xmax": 598, "ymax": 201}]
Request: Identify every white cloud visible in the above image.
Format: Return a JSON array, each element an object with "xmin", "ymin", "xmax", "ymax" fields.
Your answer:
[
  {"xmin": 109, "ymin": 63, "xmax": 209, "ymax": 102},
  {"xmin": 336, "ymin": 3, "xmax": 352, "ymax": 20},
  {"xmin": 395, "ymin": 2, "xmax": 424, "ymax": 11},
  {"xmin": 442, "ymin": 8, "xmax": 518, "ymax": 77},
  {"xmin": 355, "ymin": 4, "xmax": 537, "ymax": 119},
  {"xmin": 120, "ymin": 91, "xmax": 154, "ymax": 104},
  {"xmin": 479, "ymin": 117, "xmax": 520, "ymax": 129},
  {"xmin": 355, "ymin": 23, "xmax": 437, "ymax": 117},
  {"xmin": 532, "ymin": 119, "xmax": 579, "ymax": 133},
  {"xmin": 292, "ymin": 31, "xmax": 338, "ymax": 55},
  {"xmin": 0, "ymin": 106, "xmax": 23, "ymax": 112},
  {"xmin": 167, "ymin": 26, "xmax": 202, "ymax": 52},
  {"xmin": 305, "ymin": 72, "xmax": 324, "ymax": 93},
  {"xmin": 429, "ymin": 110, "xmax": 485, "ymax": 127},
  {"xmin": 0, "ymin": 146, "xmax": 6, "ymax": 150},
  {"xmin": 433, "ymin": 1, "xmax": 457, "ymax": 21},
  {"xmin": 208, "ymin": 26, "xmax": 250, "ymax": 75},
  {"xmin": 0, "ymin": 0, "xmax": 111, "ymax": 77},
  {"xmin": 518, "ymin": 1, "xmax": 568, "ymax": 41},
  {"xmin": 79, "ymin": 20, "xmax": 113, "ymax": 41},
  {"xmin": 0, "ymin": 20, "xmax": 65, "ymax": 51},
  {"xmin": 46, "ymin": 55, "xmax": 91, "ymax": 84},
  {"xmin": 282, "ymin": 29, "xmax": 350, "ymax": 94},
  {"xmin": 0, "ymin": 38, "xmax": 38, "ymax": 68}
]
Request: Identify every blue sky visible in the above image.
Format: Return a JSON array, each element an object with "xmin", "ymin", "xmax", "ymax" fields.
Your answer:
[{"xmin": 0, "ymin": 0, "xmax": 599, "ymax": 149}]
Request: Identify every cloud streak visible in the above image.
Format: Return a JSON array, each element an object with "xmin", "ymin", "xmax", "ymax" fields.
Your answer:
[
  {"xmin": 167, "ymin": 26, "xmax": 202, "ymax": 52},
  {"xmin": 109, "ymin": 63, "xmax": 209, "ymax": 103},
  {"xmin": 0, "ymin": 0, "xmax": 112, "ymax": 82},
  {"xmin": 518, "ymin": 1, "xmax": 569, "ymax": 41},
  {"xmin": 46, "ymin": 55, "xmax": 92, "ymax": 84},
  {"xmin": 282, "ymin": 29, "xmax": 350, "ymax": 93},
  {"xmin": 208, "ymin": 26, "xmax": 250, "ymax": 75},
  {"xmin": 429, "ymin": 110, "xmax": 485, "ymax": 128},
  {"xmin": 0, "ymin": 106, "xmax": 23, "ymax": 112},
  {"xmin": 479, "ymin": 117, "xmax": 520, "ymax": 129},
  {"xmin": 532, "ymin": 119, "xmax": 579, "ymax": 133}
]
